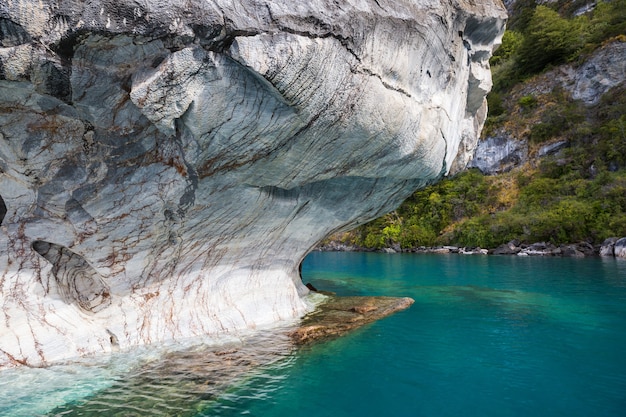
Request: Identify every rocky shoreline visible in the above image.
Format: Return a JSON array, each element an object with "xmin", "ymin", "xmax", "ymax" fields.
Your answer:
[{"xmin": 317, "ymin": 237, "xmax": 626, "ymax": 259}]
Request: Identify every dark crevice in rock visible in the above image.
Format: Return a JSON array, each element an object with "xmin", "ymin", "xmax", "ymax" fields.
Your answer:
[
  {"xmin": 462, "ymin": 39, "xmax": 472, "ymax": 65},
  {"xmin": 120, "ymin": 73, "xmax": 132, "ymax": 93},
  {"xmin": 54, "ymin": 29, "xmax": 91, "ymax": 61},
  {"xmin": 151, "ymin": 55, "xmax": 166, "ymax": 68},
  {"xmin": 31, "ymin": 240, "xmax": 111, "ymax": 313},
  {"xmin": 163, "ymin": 34, "xmax": 196, "ymax": 53},
  {"xmin": 263, "ymin": 4, "xmax": 361, "ymax": 62},
  {"xmin": 191, "ymin": 23, "xmax": 227, "ymax": 49},
  {"xmin": 258, "ymin": 185, "xmax": 300, "ymax": 201},
  {"xmin": 361, "ymin": 67, "xmax": 412, "ymax": 97},
  {"xmin": 372, "ymin": 0, "xmax": 386, "ymax": 11},
  {"xmin": 213, "ymin": 15, "xmax": 410, "ymax": 100},
  {"xmin": 207, "ymin": 28, "xmax": 259, "ymax": 53},
  {"xmin": 439, "ymin": 129, "xmax": 448, "ymax": 177},
  {"xmin": 178, "ymin": 163, "xmax": 198, "ymax": 217},
  {"xmin": 278, "ymin": 25, "xmax": 358, "ymax": 61},
  {"xmin": 36, "ymin": 61, "xmax": 72, "ymax": 103},
  {"xmin": 174, "ymin": 118, "xmax": 199, "ymax": 216},
  {"xmin": 261, "ymin": 20, "xmax": 413, "ymax": 98},
  {"xmin": 0, "ymin": 18, "xmax": 32, "ymax": 47},
  {"xmin": 0, "ymin": 194, "xmax": 6, "ymax": 225},
  {"xmin": 106, "ymin": 329, "xmax": 119, "ymax": 349},
  {"xmin": 191, "ymin": 23, "xmax": 223, "ymax": 42}
]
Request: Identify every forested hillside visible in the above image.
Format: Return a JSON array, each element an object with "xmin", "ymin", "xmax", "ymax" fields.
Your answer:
[{"xmin": 328, "ymin": 0, "xmax": 626, "ymax": 251}]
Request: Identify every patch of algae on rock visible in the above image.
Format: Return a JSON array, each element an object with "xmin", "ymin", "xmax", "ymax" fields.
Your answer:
[{"xmin": 290, "ymin": 296, "xmax": 415, "ymax": 345}]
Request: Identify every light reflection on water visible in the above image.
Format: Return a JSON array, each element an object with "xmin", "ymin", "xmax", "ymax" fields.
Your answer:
[{"xmin": 0, "ymin": 329, "xmax": 297, "ymax": 417}]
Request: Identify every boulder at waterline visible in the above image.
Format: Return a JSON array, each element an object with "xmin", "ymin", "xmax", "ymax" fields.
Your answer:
[{"xmin": 615, "ymin": 238, "xmax": 626, "ymax": 259}]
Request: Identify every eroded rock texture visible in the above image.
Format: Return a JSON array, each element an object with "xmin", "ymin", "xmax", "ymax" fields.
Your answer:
[{"xmin": 0, "ymin": 0, "xmax": 506, "ymax": 367}]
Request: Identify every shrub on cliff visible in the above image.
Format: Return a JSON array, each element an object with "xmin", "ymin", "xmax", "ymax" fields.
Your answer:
[
  {"xmin": 491, "ymin": 1, "xmax": 625, "ymax": 89},
  {"xmin": 585, "ymin": 0, "xmax": 626, "ymax": 46},
  {"xmin": 351, "ymin": 164, "xmax": 626, "ymax": 249},
  {"xmin": 516, "ymin": 6, "xmax": 584, "ymax": 75}
]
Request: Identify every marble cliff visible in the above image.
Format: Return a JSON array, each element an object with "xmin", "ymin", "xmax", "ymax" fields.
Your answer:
[{"xmin": 0, "ymin": 0, "xmax": 506, "ymax": 367}]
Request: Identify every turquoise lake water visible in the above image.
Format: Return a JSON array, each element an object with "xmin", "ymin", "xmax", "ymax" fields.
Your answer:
[{"xmin": 1, "ymin": 252, "xmax": 626, "ymax": 416}]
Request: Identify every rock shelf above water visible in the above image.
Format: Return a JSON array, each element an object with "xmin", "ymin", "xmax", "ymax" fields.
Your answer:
[
  {"xmin": 0, "ymin": 0, "xmax": 505, "ymax": 367},
  {"xmin": 290, "ymin": 296, "xmax": 415, "ymax": 345}
]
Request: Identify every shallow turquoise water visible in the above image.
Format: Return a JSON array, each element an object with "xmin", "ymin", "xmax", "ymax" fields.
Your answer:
[
  {"xmin": 202, "ymin": 253, "xmax": 626, "ymax": 417},
  {"xmin": 2, "ymin": 253, "xmax": 626, "ymax": 416}
]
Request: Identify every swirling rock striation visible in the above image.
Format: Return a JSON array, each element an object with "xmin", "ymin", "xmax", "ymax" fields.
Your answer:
[{"xmin": 0, "ymin": 0, "xmax": 505, "ymax": 367}]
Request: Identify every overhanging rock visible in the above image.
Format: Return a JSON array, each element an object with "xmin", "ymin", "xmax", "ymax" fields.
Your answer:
[{"xmin": 0, "ymin": 0, "xmax": 506, "ymax": 367}]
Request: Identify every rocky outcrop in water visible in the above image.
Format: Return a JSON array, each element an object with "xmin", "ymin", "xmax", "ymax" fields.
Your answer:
[
  {"xmin": 615, "ymin": 239, "xmax": 626, "ymax": 259},
  {"xmin": 602, "ymin": 237, "xmax": 626, "ymax": 259},
  {"xmin": 0, "ymin": 0, "xmax": 506, "ymax": 367},
  {"xmin": 290, "ymin": 296, "xmax": 415, "ymax": 345}
]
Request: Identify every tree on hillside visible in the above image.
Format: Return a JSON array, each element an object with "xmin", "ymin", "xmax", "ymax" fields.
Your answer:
[{"xmin": 516, "ymin": 6, "xmax": 583, "ymax": 75}]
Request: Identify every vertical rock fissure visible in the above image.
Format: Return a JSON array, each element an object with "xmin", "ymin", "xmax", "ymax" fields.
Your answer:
[
  {"xmin": 0, "ymin": 194, "xmax": 6, "ymax": 225},
  {"xmin": 174, "ymin": 117, "xmax": 199, "ymax": 217}
]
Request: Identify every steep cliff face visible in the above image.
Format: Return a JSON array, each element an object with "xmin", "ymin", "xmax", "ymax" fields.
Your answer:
[
  {"xmin": 473, "ymin": 39, "xmax": 625, "ymax": 174},
  {"xmin": 0, "ymin": 0, "xmax": 506, "ymax": 367}
]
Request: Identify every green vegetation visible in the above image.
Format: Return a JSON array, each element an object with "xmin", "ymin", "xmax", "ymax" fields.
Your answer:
[
  {"xmin": 345, "ymin": 167, "xmax": 626, "ymax": 249},
  {"xmin": 333, "ymin": 1, "xmax": 626, "ymax": 250},
  {"xmin": 492, "ymin": 0, "xmax": 626, "ymax": 90},
  {"xmin": 516, "ymin": 6, "xmax": 584, "ymax": 75}
]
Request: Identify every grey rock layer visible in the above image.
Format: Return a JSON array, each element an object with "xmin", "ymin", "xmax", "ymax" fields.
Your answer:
[
  {"xmin": 600, "ymin": 237, "xmax": 618, "ymax": 257},
  {"xmin": 468, "ymin": 130, "xmax": 528, "ymax": 174},
  {"xmin": 615, "ymin": 238, "xmax": 626, "ymax": 259},
  {"xmin": 473, "ymin": 40, "xmax": 625, "ymax": 176},
  {"xmin": 514, "ymin": 40, "xmax": 626, "ymax": 106},
  {"xmin": 0, "ymin": 0, "xmax": 506, "ymax": 367}
]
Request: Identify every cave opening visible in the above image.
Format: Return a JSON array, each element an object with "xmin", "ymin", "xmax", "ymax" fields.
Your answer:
[{"xmin": 0, "ymin": 194, "xmax": 6, "ymax": 225}]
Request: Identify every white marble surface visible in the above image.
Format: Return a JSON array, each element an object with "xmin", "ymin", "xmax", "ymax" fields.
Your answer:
[{"xmin": 0, "ymin": 0, "xmax": 506, "ymax": 367}]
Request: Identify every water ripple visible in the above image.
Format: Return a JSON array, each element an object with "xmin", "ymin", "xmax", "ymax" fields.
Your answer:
[{"xmin": 0, "ymin": 329, "xmax": 297, "ymax": 417}]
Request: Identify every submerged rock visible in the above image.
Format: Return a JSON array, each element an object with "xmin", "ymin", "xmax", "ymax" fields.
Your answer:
[
  {"xmin": 0, "ymin": 0, "xmax": 505, "ymax": 367},
  {"xmin": 290, "ymin": 296, "xmax": 415, "ymax": 345},
  {"xmin": 42, "ymin": 293, "xmax": 412, "ymax": 415}
]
